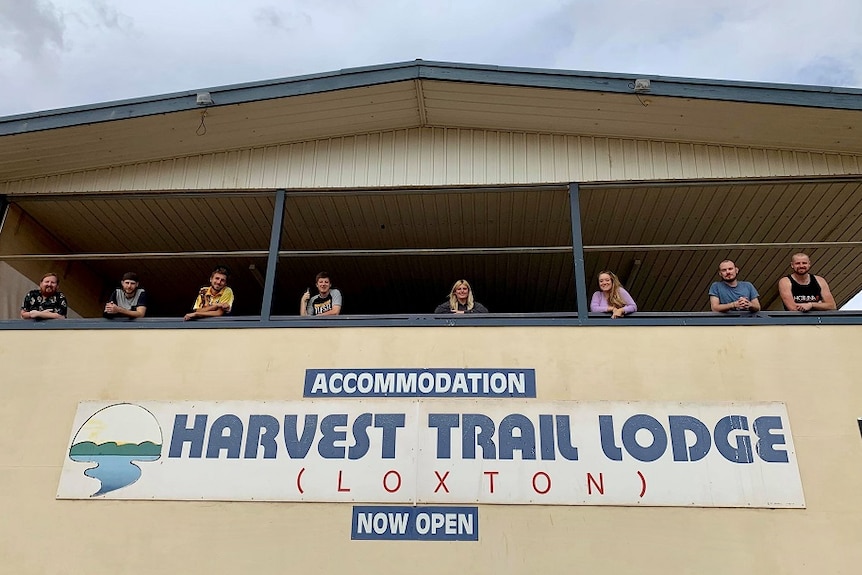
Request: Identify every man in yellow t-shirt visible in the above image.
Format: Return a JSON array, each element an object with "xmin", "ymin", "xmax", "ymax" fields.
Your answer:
[{"xmin": 184, "ymin": 265, "xmax": 235, "ymax": 321}]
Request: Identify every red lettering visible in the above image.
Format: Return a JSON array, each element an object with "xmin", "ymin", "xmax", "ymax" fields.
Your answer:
[
  {"xmin": 532, "ymin": 471, "xmax": 551, "ymax": 494},
  {"xmin": 434, "ymin": 470, "xmax": 450, "ymax": 493},
  {"xmin": 383, "ymin": 470, "xmax": 402, "ymax": 493},
  {"xmin": 587, "ymin": 472, "xmax": 604, "ymax": 495},
  {"xmin": 337, "ymin": 470, "xmax": 351, "ymax": 492},
  {"xmin": 483, "ymin": 471, "xmax": 499, "ymax": 493},
  {"xmin": 296, "ymin": 467, "xmax": 305, "ymax": 494},
  {"xmin": 638, "ymin": 470, "xmax": 647, "ymax": 498}
]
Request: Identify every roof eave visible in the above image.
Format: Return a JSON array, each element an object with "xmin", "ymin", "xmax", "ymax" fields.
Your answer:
[{"xmin": 2, "ymin": 60, "xmax": 861, "ymax": 138}]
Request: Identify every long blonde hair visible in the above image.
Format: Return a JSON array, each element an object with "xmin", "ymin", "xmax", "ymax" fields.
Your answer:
[
  {"xmin": 448, "ymin": 279, "xmax": 475, "ymax": 311},
  {"xmin": 598, "ymin": 270, "xmax": 626, "ymax": 308}
]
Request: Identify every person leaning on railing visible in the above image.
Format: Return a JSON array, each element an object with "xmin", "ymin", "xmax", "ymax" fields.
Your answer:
[
  {"xmin": 104, "ymin": 272, "xmax": 148, "ymax": 319},
  {"xmin": 20, "ymin": 272, "xmax": 67, "ymax": 320},
  {"xmin": 777, "ymin": 253, "xmax": 836, "ymax": 312},
  {"xmin": 709, "ymin": 259, "xmax": 761, "ymax": 313},
  {"xmin": 434, "ymin": 279, "xmax": 488, "ymax": 314},
  {"xmin": 184, "ymin": 265, "xmax": 234, "ymax": 321},
  {"xmin": 589, "ymin": 270, "xmax": 637, "ymax": 318}
]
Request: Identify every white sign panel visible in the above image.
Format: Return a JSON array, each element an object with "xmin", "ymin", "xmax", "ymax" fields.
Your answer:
[{"xmin": 57, "ymin": 400, "xmax": 805, "ymax": 508}]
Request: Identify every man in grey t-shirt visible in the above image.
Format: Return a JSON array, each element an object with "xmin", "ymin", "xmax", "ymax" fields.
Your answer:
[
  {"xmin": 709, "ymin": 259, "xmax": 761, "ymax": 313},
  {"xmin": 300, "ymin": 271, "xmax": 342, "ymax": 316}
]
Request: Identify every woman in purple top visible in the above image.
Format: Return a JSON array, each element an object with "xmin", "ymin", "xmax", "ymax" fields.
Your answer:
[{"xmin": 590, "ymin": 270, "xmax": 637, "ymax": 318}]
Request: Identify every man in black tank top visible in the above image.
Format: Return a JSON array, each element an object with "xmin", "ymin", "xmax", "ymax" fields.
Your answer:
[{"xmin": 777, "ymin": 253, "xmax": 836, "ymax": 312}]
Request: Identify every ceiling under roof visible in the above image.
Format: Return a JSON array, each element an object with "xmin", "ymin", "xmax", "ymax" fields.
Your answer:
[{"xmin": 5, "ymin": 178, "xmax": 861, "ymax": 316}]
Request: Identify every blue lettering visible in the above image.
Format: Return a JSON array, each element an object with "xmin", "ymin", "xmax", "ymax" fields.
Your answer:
[
  {"xmin": 621, "ymin": 414, "xmax": 667, "ymax": 462},
  {"xmin": 598, "ymin": 415, "xmax": 623, "ymax": 461},
  {"xmin": 669, "ymin": 415, "xmax": 711, "ymax": 462},
  {"xmin": 283, "ymin": 414, "xmax": 317, "ymax": 458},
  {"xmin": 715, "ymin": 415, "xmax": 753, "ymax": 464},
  {"xmin": 348, "ymin": 413, "xmax": 372, "ymax": 460},
  {"xmin": 318, "ymin": 413, "xmax": 348, "ymax": 459},
  {"xmin": 374, "ymin": 414, "xmax": 406, "ymax": 459},
  {"xmin": 463, "ymin": 414, "xmax": 496, "ymax": 459},
  {"xmin": 498, "ymin": 413, "xmax": 536, "ymax": 460},
  {"xmin": 428, "ymin": 414, "xmax": 459, "ymax": 459},
  {"xmin": 539, "ymin": 414, "xmax": 555, "ymax": 460},
  {"xmin": 168, "ymin": 414, "xmax": 207, "ymax": 458},
  {"xmin": 244, "ymin": 415, "xmax": 280, "ymax": 459},
  {"xmin": 753, "ymin": 416, "xmax": 789, "ymax": 463},
  {"xmin": 555, "ymin": 415, "xmax": 579, "ymax": 461},
  {"xmin": 206, "ymin": 414, "xmax": 243, "ymax": 459}
]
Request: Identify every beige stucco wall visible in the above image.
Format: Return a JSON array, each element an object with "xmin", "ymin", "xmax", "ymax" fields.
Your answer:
[
  {"xmin": 2, "ymin": 128, "xmax": 860, "ymax": 195},
  {"xmin": 2, "ymin": 325, "xmax": 861, "ymax": 574}
]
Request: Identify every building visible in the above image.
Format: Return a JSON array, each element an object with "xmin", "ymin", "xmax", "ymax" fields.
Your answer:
[{"xmin": 1, "ymin": 60, "xmax": 861, "ymax": 574}]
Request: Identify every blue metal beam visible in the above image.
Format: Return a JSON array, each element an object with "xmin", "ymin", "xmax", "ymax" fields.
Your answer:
[
  {"xmin": 260, "ymin": 190, "xmax": 286, "ymax": 321},
  {"xmin": 569, "ymin": 183, "xmax": 589, "ymax": 325}
]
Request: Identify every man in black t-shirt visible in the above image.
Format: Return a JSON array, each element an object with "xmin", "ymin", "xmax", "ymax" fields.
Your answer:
[{"xmin": 777, "ymin": 253, "xmax": 836, "ymax": 312}]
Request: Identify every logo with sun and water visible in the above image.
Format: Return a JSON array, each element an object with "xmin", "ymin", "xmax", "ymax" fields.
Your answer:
[{"xmin": 68, "ymin": 403, "xmax": 163, "ymax": 496}]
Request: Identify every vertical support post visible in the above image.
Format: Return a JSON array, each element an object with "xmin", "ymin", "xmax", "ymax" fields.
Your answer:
[
  {"xmin": 568, "ymin": 183, "xmax": 588, "ymax": 325},
  {"xmin": 260, "ymin": 189, "xmax": 286, "ymax": 321},
  {"xmin": 0, "ymin": 195, "xmax": 8, "ymax": 235}
]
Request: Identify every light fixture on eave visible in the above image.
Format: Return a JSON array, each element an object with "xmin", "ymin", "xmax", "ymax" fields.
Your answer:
[
  {"xmin": 196, "ymin": 91, "xmax": 214, "ymax": 105},
  {"xmin": 194, "ymin": 92, "xmax": 213, "ymax": 136},
  {"xmin": 630, "ymin": 79, "xmax": 652, "ymax": 107}
]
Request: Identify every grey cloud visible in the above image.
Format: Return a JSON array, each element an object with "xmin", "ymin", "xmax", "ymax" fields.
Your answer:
[{"xmin": 0, "ymin": 0, "xmax": 65, "ymax": 60}]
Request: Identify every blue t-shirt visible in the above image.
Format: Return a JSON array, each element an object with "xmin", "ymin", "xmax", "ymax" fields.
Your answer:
[{"xmin": 708, "ymin": 281, "xmax": 759, "ymax": 304}]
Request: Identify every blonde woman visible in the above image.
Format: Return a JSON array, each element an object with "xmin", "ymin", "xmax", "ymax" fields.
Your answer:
[
  {"xmin": 434, "ymin": 280, "xmax": 489, "ymax": 314},
  {"xmin": 590, "ymin": 270, "xmax": 637, "ymax": 318}
]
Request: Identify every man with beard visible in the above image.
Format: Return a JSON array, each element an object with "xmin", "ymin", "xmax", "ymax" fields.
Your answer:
[
  {"xmin": 777, "ymin": 253, "xmax": 836, "ymax": 312},
  {"xmin": 104, "ymin": 271, "xmax": 148, "ymax": 319},
  {"xmin": 184, "ymin": 265, "xmax": 234, "ymax": 321},
  {"xmin": 709, "ymin": 259, "xmax": 761, "ymax": 313},
  {"xmin": 20, "ymin": 272, "xmax": 68, "ymax": 320}
]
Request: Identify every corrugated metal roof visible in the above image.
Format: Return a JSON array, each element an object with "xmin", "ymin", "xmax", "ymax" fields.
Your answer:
[{"xmin": 1, "ymin": 61, "xmax": 861, "ymax": 182}]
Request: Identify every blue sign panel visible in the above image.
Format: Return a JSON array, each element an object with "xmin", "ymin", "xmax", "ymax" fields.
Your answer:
[
  {"xmin": 305, "ymin": 368, "xmax": 536, "ymax": 398},
  {"xmin": 351, "ymin": 506, "xmax": 479, "ymax": 541}
]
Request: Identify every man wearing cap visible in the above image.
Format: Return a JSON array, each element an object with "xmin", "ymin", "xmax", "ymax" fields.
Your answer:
[
  {"xmin": 104, "ymin": 272, "xmax": 148, "ymax": 319},
  {"xmin": 20, "ymin": 272, "xmax": 68, "ymax": 320}
]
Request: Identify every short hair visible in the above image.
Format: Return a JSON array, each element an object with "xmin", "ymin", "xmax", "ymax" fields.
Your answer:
[
  {"xmin": 211, "ymin": 265, "xmax": 230, "ymax": 278},
  {"xmin": 41, "ymin": 272, "xmax": 59, "ymax": 283},
  {"xmin": 315, "ymin": 271, "xmax": 330, "ymax": 281},
  {"xmin": 122, "ymin": 271, "xmax": 138, "ymax": 282},
  {"xmin": 718, "ymin": 259, "xmax": 736, "ymax": 268},
  {"xmin": 791, "ymin": 252, "xmax": 810, "ymax": 262}
]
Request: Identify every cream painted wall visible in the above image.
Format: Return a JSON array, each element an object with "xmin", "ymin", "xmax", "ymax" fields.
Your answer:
[
  {"xmin": 2, "ymin": 128, "xmax": 860, "ymax": 195},
  {"xmin": 1, "ymin": 325, "xmax": 860, "ymax": 574}
]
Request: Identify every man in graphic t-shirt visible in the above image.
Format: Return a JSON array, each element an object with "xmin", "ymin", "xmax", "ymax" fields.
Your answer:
[
  {"xmin": 300, "ymin": 271, "xmax": 342, "ymax": 317},
  {"xmin": 184, "ymin": 265, "xmax": 234, "ymax": 321},
  {"xmin": 21, "ymin": 272, "xmax": 67, "ymax": 320},
  {"xmin": 777, "ymin": 253, "xmax": 836, "ymax": 312}
]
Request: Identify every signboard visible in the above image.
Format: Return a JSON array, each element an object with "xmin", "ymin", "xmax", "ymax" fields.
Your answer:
[
  {"xmin": 57, "ymin": 399, "xmax": 804, "ymax": 507},
  {"xmin": 351, "ymin": 506, "xmax": 479, "ymax": 541}
]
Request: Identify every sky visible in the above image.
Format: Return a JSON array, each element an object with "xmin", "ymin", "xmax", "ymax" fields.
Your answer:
[
  {"xmin": 2, "ymin": 0, "xmax": 862, "ymax": 117},
  {"xmin": 1, "ymin": 0, "xmax": 861, "ymax": 306}
]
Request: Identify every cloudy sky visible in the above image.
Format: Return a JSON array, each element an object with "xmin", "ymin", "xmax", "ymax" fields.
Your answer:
[
  {"xmin": 2, "ymin": 0, "xmax": 861, "ymax": 307},
  {"xmin": 2, "ymin": 0, "xmax": 862, "ymax": 117}
]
